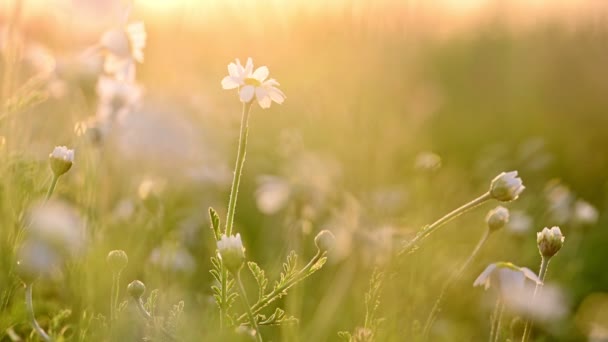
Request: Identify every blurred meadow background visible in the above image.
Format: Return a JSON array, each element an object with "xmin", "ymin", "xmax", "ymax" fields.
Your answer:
[{"xmin": 1, "ymin": 0, "xmax": 608, "ymax": 341}]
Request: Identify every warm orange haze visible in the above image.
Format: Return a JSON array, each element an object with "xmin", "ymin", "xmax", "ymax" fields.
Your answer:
[{"xmin": 1, "ymin": 0, "xmax": 608, "ymax": 341}]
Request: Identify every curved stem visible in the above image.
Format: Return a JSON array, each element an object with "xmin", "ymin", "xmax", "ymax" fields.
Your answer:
[
  {"xmin": 423, "ymin": 229, "xmax": 491, "ymax": 339},
  {"xmin": 521, "ymin": 256, "xmax": 550, "ymax": 342},
  {"xmin": 225, "ymin": 102, "xmax": 253, "ymax": 237},
  {"xmin": 44, "ymin": 175, "xmax": 59, "ymax": 202},
  {"xmin": 400, "ymin": 192, "xmax": 491, "ymax": 256},
  {"xmin": 25, "ymin": 283, "xmax": 51, "ymax": 342},
  {"xmin": 236, "ymin": 270, "xmax": 263, "ymax": 342}
]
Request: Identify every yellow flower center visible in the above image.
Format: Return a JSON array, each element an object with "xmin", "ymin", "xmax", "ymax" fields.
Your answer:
[{"xmin": 244, "ymin": 77, "xmax": 261, "ymax": 87}]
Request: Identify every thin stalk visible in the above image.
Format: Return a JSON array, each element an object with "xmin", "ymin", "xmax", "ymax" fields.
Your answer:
[
  {"xmin": 225, "ymin": 102, "xmax": 253, "ymax": 236},
  {"xmin": 45, "ymin": 175, "xmax": 59, "ymax": 202},
  {"xmin": 489, "ymin": 298, "xmax": 501, "ymax": 342},
  {"xmin": 400, "ymin": 192, "xmax": 492, "ymax": 256},
  {"xmin": 25, "ymin": 283, "xmax": 51, "ymax": 342},
  {"xmin": 493, "ymin": 302, "xmax": 505, "ymax": 342},
  {"xmin": 112, "ymin": 272, "xmax": 121, "ymax": 321},
  {"xmin": 219, "ymin": 264, "xmax": 228, "ymax": 329},
  {"xmin": 521, "ymin": 256, "xmax": 550, "ymax": 342},
  {"xmin": 110, "ymin": 274, "xmax": 116, "ymax": 321},
  {"xmin": 236, "ymin": 270, "xmax": 263, "ymax": 342},
  {"xmin": 423, "ymin": 229, "xmax": 491, "ymax": 339}
]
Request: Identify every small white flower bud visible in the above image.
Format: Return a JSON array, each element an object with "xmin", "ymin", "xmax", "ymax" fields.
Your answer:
[
  {"xmin": 107, "ymin": 250, "xmax": 128, "ymax": 273},
  {"xmin": 314, "ymin": 230, "xmax": 336, "ymax": 253},
  {"xmin": 537, "ymin": 226, "xmax": 565, "ymax": 258},
  {"xmin": 490, "ymin": 171, "xmax": 525, "ymax": 202},
  {"xmin": 486, "ymin": 206, "xmax": 510, "ymax": 232},
  {"xmin": 49, "ymin": 146, "xmax": 74, "ymax": 177},
  {"xmin": 217, "ymin": 234, "xmax": 245, "ymax": 273},
  {"xmin": 127, "ymin": 280, "xmax": 146, "ymax": 299}
]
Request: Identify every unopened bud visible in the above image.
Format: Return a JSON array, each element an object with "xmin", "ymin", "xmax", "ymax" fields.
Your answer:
[
  {"xmin": 49, "ymin": 146, "xmax": 74, "ymax": 177},
  {"xmin": 107, "ymin": 250, "xmax": 128, "ymax": 273},
  {"xmin": 486, "ymin": 206, "xmax": 510, "ymax": 232},
  {"xmin": 489, "ymin": 171, "xmax": 525, "ymax": 202},
  {"xmin": 217, "ymin": 234, "xmax": 245, "ymax": 273},
  {"xmin": 127, "ymin": 280, "xmax": 146, "ymax": 299},
  {"xmin": 537, "ymin": 226, "xmax": 565, "ymax": 258},
  {"xmin": 314, "ymin": 230, "xmax": 336, "ymax": 253}
]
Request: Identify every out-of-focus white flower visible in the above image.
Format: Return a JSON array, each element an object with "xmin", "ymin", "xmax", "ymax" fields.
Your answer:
[
  {"xmin": 96, "ymin": 75, "xmax": 143, "ymax": 123},
  {"xmin": 545, "ymin": 181, "xmax": 574, "ymax": 225},
  {"xmin": 17, "ymin": 200, "xmax": 86, "ymax": 282},
  {"xmin": 506, "ymin": 210, "xmax": 533, "ymax": 235},
  {"xmin": 149, "ymin": 243, "xmax": 196, "ymax": 274},
  {"xmin": 221, "ymin": 57, "xmax": 285, "ymax": 108},
  {"xmin": 508, "ymin": 283, "xmax": 568, "ymax": 322},
  {"xmin": 489, "ymin": 171, "xmax": 525, "ymax": 202},
  {"xmin": 217, "ymin": 234, "xmax": 245, "ymax": 272},
  {"xmin": 100, "ymin": 22, "xmax": 146, "ymax": 81},
  {"xmin": 255, "ymin": 175, "xmax": 291, "ymax": 214},
  {"xmin": 314, "ymin": 230, "xmax": 336, "ymax": 253},
  {"xmin": 138, "ymin": 177, "xmax": 166, "ymax": 211},
  {"xmin": 26, "ymin": 200, "xmax": 85, "ymax": 258},
  {"xmin": 49, "ymin": 146, "xmax": 74, "ymax": 177},
  {"xmin": 574, "ymin": 200, "xmax": 599, "ymax": 225},
  {"xmin": 486, "ymin": 206, "xmax": 510, "ymax": 232},
  {"xmin": 537, "ymin": 226, "xmax": 565, "ymax": 258},
  {"xmin": 575, "ymin": 293, "xmax": 608, "ymax": 341},
  {"xmin": 414, "ymin": 151, "xmax": 442, "ymax": 172},
  {"xmin": 474, "ymin": 262, "xmax": 542, "ymax": 300}
]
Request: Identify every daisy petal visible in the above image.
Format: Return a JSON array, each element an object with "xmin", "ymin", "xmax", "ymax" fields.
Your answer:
[
  {"xmin": 228, "ymin": 63, "xmax": 240, "ymax": 78},
  {"xmin": 244, "ymin": 57, "xmax": 254, "ymax": 76},
  {"xmin": 258, "ymin": 95, "xmax": 272, "ymax": 109},
  {"xmin": 252, "ymin": 66, "xmax": 269, "ymax": 82},
  {"xmin": 255, "ymin": 86, "xmax": 268, "ymax": 102},
  {"xmin": 239, "ymin": 85, "xmax": 255, "ymax": 102},
  {"xmin": 267, "ymin": 87, "xmax": 285, "ymax": 103},
  {"xmin": 221, "ymin": 76, "xmax": 240, "ymax": 89}
]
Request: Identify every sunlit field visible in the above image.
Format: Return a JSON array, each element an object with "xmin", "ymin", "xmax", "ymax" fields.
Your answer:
[{"xmin": 1, "ymin": 0, "xmax": 608, "ymax": 341}]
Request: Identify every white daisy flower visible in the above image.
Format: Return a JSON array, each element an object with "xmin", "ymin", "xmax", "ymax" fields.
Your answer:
[
  {"xmin": 221, "ymin": 57, "xmax": 285, "ymax": 109},
  {"xmin": 474, "ymin": 262, "xmax": 542, "ymax": 297},
  {"xmin": 100, "ymin": 21, "xmax": 146, "ymax": 81}
]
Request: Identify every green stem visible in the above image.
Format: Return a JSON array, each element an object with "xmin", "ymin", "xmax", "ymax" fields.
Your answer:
[
  {"xmin": 236, "ymin": 270, "xmax": 263, "ymax": 342},
  {"xmin": 489, "ymin": 298, "xmax": 501, "ymax": 342},
  {"xmin": 225, "ymin": 102, "xmax": 253, "ymax": 237},
  {"xmin": 25, "ymin": 283, "xmax": 51, "ymax": 342},
  {"xmin": 237, "ymin": 251, "xmax": 322, "ymax": 322},
  {"xmin": 423, "ymin": 229, "xmax": 491, "ymax": 339},
  {"xmin": 521, "ymin": 256, "xmax": 550, "ymax": 342},
  {"xmin": 110, "ymin": 274, "xmax": 116, "ymax": 321},
  {"xmin": 220, "ymin": 264, "xmax": 228, "ymax": 329},
  {"xmin": 400, "ymin": 192, "xmax": 491, "ymax": 256},
  {"xmin": 113, "ymin": 272, "xmax": 121, "ymax": 321},
  {"xmin": 45, "ymin": 175, "xmax": 59, "ymax": 202},
  {"xmin": 493, "ymin": 301, "xmax": 505, "ymax": 342}
]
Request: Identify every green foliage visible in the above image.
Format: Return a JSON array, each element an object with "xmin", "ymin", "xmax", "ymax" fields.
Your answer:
[{"xmin": 247, "ymin": 261, "xmax": 268, "ymax": 301}]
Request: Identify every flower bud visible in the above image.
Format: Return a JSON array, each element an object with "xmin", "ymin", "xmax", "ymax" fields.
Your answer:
[
  {"xmin": 49, "ymin": 146, "xmax": 74, "ymax": 177},
  {"xmin": 314, "ymin": 230, "xmax": 336, "ymax": 253},
  {"xmin": 217, "ymin": 234, "xmax": 245, "ymax": 273},
  {"xmin": 489, "ymin": 171, "xmax": 525, "ymax": 202},
  {"xmin": 107, "ymin": 250, "xmax": 128, "ymax": 273},
  {"xmin": 486, "ymin": 206, "xmax": 510, "ymax": 232},
  {"xmin": 127, "ymin": 280, "xmax": 146, "ymax": 299},
  {"xmin": 537, "ymin": 226, "xmax": 565, "ymax": 258}
]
